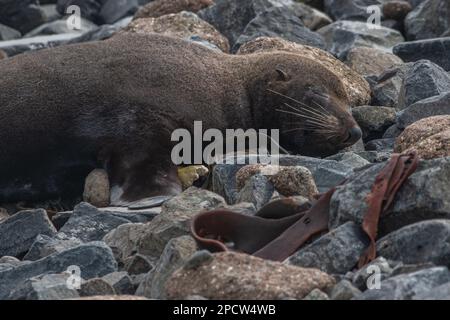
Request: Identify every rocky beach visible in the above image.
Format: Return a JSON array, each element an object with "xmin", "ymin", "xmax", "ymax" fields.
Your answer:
[{"xmin": 1, "ymin": 0, "xmax": 450, "ymax": 301}]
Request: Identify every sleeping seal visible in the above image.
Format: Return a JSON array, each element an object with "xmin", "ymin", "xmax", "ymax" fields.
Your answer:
[{"xmin": 0, "ymin": 33, "xmax": 361, "ymax": 206}]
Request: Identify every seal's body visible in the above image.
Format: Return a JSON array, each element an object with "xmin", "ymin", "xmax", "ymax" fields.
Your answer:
[{"xmin": 0, "ymin": 33, "xmax": 361, "ymax": 205}]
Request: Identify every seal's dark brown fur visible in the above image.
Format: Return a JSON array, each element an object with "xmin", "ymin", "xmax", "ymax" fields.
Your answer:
[{"xmin": 0, "ymin": 33, "xmax": 360, "ymax": 205}]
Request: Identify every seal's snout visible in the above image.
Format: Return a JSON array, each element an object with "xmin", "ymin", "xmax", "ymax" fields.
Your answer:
[{"xmin": 345, "ymin": 126, "xmax": 362, "ymax": 145}]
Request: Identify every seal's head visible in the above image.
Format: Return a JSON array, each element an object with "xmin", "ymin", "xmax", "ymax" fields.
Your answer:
[{"xmin": 253, "ymin": 53, "xmax": 362, "ymax": 157}]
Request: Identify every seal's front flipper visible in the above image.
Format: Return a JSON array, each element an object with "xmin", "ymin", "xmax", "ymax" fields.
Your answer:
[{"xmin": 107, "ymin": 151, "xmax": 182, "ymax": 207}]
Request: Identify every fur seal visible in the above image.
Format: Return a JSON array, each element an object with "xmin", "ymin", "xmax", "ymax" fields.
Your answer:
[{"xmin": 0, "ymin": 33, "xmax": 361, "ymax": 206}]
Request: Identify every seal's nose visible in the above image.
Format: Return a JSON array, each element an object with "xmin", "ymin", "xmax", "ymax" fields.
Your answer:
[{"xmin": 345, "ymin": 126, "xmax": 362, "ymax": 144}]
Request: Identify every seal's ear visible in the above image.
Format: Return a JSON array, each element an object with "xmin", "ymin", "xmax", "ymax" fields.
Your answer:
[{"xmin": 275, "ymin": 68, "xmax": 290, "ymax": 82}]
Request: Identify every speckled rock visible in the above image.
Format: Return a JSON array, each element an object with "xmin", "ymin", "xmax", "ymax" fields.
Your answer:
[
  {"xmin": 136, "ymin": 187, "xmax": 225, "ymax": 258},
  {"xmin": 395, "ymin": 116, "xmax": 450, "ymax": 159},
  {"xmin": 303, "ymin": 288, "xmax": 330, "ymax": 300},
  {"xmin": 123, "ymin": 11, "xmax": 230, "ymax": 52},
  {"xmin": 268, "ymin": 166, "xmax": 318, "ymax": 198},
  {"xmin": 352, "ymin": 106, "xmax": 396, "ymax": 141},
  {"xmin": 165, "ymin": 251, "xmax": 335, "ymax": 300},
  {"xmin": 237, "ymin": 36, "xmax": 371, "ymax": 106},
  {"xmin": 345, "ymin": 47, "xmax": 403, "ymax": 77},
  {"xmin": 83, "ymin": 169, "xmax": 110, "ymax": 208},
  {"xmin": 236, "ymin": 164, "xmax": 318, "ymax": 199},
  {"xmin": 134, "ymin": 0, "xmax": 213, "ymax": 19}
]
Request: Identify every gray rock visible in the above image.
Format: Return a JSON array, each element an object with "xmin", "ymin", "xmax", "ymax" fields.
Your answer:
[
  {"xmin": 391, "ymin": 262, "xmax": 436, "ymax": 277},
  {"xmin": 413, "ymin": 282, "xmax": 450, "ymax": 300},
  {"xmin": 382, "ymin": 124, "xmax": 403, "ymax": 139},
  {"xmin": 289, "ymin": 1, "xmax": 332, "ymax": 30},
  {"xmin": 394, "ymin": 37, "xmax": 450, "ymax": 72},
  {"xmin": 198, "ymin": 0, "xmax": 282, "ymax": 46},
  {"xmin": 233, "ymin": 6, "xmax": 326, "ymax": 52},
  {"xmin": 404, "ymin": 0, "xmax": 450, "ymax": 40},
  {"xmin": 0, "ymin": 33, "xmax": 80, "ymax": 57},
  {"xmin": 325, "ymin": 152, "xmax": 371, "ymax": 170},
  {"xmin": 99, "ymin": 0, "xmax": 138, "ymax": 24},
  {"xmin": 214, "ymin": 154, "xmax": 354, "ymax": 196},
  {"xmin": 303, "ymin": 288, "xmax": 330, "ymax": 300},
  {"xmin": 102, "ymin": 271, "xmax": 135, "ymax": 295},
  {"xmin": 365, "ymin": 138, "xmax": 395, "ymax": 151},
  {"xmin": 0, "ymin": 23, "xmax": 21, "ymax": 40},
  {"xmin": 330, "ymin": 280, "xmax": 362, "ymax": 300},
  {"xmin": 324, "ymin": 0, "xmax": 384, "ymax": 21},
  {"xmin": 330, "ymin": 157, "xmax": 450, "ymax": 236},
  {"xmin": 355, "ymin": 267, "xmax": 450, "ymax": 300},
  {"xmin": 56, "ymin": 0, "xmax": 106, "ymax": 23},
  {"xmin": 24, "ymin": 17, "xmax": 97, "ymax": 37},
  {"xmin": 371, "ymin": 63, "xmax": 413, "ymax": 108},
  {"xmin": 136, "ymin": 188, "xmax": 224, "ymax": 259},
  {"xmin": 236, "ymin": 174, "xmax": 274, "ymax": 209},
  {"xmin": 352, "ymin": 257, "xmax": 393, "ymax": 290},
  {"xmin": 124, "ymin": 254, "xmax": 154, "ymax": 275},
  {"xmin": 103, "ymin": 223, "xmax": 147, "ymax": 266},
  {"xmin": 352, "ymin": 106, "xmax": 396, "ymax": 141},
  {"xmin": 23, "ymin": 234, "xmax": 82, "ymax": 261},
  {"xmin": 0, "ymin": 242, "xmax": 117, "ymax": 299},
  {"xmin": 211, "ymin": 163, "xmax": 244, "ymax": 204},
  {"xmin": 79, "ymin": 278, "xmax": 115, "ymax": 297},
  {"xmin": 317, "ymin": 20, "xmax": 405, "ymax": 60},
  {"xmin": 0, "ymin": 209, "xmax": 57, "ymax": 258},
  {"xmin": 398, "ymin": 60, "xmax": 450, "ymax": 110},
  {"xmin": 136, "ymin": 235, "xmax": 197, "ymax": 299},
  {"xmin": 287, "ymin": 222, "xmax": 369, "ymax": 275},
  {"xmin": 377, "ymin": 220, "xmax": 450, "ymax": 267},
  {"xmin": 397, "ymin": 92, "xmax": 450, "ymax": 129},
  {"xmin": 7, "ymin": 273, "xmax": 79, "ymax": 300},
  {"xmin": 219, "ymin": 202, "xmax": 257, "ymax": 216},
  {"xmin": 355, "ymin": 151, "xmax": 392, "ymax": 163},
  {"xmin": 57, "ymin": 202, "xmax": 131, "ymax": 242},
  {"xmin": 67, "ymin": 16, "xmax": 132, "ymax": 44},
  {"xmin": 0, "ymin": 3, "xmax": 46, "ymax": 34}
]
